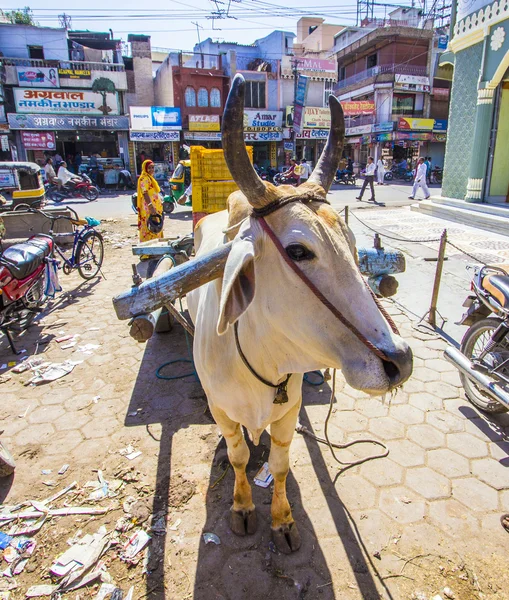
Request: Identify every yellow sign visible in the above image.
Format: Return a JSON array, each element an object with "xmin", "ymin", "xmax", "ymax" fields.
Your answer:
[
  {"xmin": 189, "ymin": 114, "xmax": 220, "ymax": 131},
  {"xmin": 270, "ymin": 142, "xmax": 277, "ymax": 168},
  {"xmin": 398, "ymin": 117, "xmax": 434, "ymax": 131}
]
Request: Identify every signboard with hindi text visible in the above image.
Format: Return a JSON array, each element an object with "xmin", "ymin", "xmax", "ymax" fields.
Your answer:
[
  {"xmin": 129, "ymin": 106, "xmax": 182, "ymax": 131},
  {"xmin": 21, "ymin": 131, "xmax": 56, "ymax": 150},
  {"xmin": 8, "ymin": 113, "xmax": 129, "ymax": 131},
  {"xmin": 14, "ymin": 88, "xmax": 119, "ymax": 115},
  {"xmin": 189, "ymin": 114, "xmax": 220, "ymax": 131},
  {"xmin": 340, "ymin": 100, "xmax": 375, "ymax": 116}
]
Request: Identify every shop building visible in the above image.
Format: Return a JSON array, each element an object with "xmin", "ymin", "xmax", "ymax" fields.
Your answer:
[
  {"xmin": 413, "ymin": 0, "xmax": 509, "ymax": 231},
  {"xmin": 332, "ymin": 9, "xmax": 451, "ymax": 170},
  {"xmin": 0, "ymin": 23, "xmax": 130, "ymax": 179}
]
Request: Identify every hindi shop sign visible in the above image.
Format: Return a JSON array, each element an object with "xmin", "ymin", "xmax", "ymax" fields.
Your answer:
[
  {"xmin": 14, "ymin": 88, "xmax": 120, "ymax": 115},
  {"xmin": 129, "ymin": 106, "xmax": 182, "ymax": 131},
  {"xmin": 17, "ymin": 67, "xmax": 59, "ymax": 88},
  {"xmin": 340, "ymin": 100, "xmax": 376, "ymax": 116},
  {"xmin": 8, "ymin": 113, "xmax": 129, "ymax": 131},
  {"xmin": 184, "ymin": 131, "xmax": 222, "ymax": 141},
  {"xmin": 244, "ymin": 110, "xmax": 283, "ymax": 130},
  {"xmin": 130, "ymin": 131, "xmax": 180, "ymax": 142},
  {"xmin": 189, "ymin": 114, "xmax": 220, "ymax": 131},
  {"xmin": 21, "ymin": 131, "xmax": 56, "ymax": 150},
  {"xmin": 244, "ymin": 131, "xmax": 283, "ymax": 142},
  {"xmin": 295, "ymin": 129, "xmax": 329, "ymax": 140},
  {"xmin": 58, "ymin": 68, "xmax": 91, "ymax": 80}
]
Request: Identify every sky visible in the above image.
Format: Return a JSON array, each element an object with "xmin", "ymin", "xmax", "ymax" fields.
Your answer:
[{"xmin": 4, "ymin": 0, "xmax": 418, "ymax": 52}]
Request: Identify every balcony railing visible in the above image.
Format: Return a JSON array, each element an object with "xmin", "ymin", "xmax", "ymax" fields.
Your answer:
[
  {"xmin": 0, "ymin": 57, "xmax": 125, "ymax": 72},
  {"xmin": 335, "ymin": 63, "xmax": 427, "ymax": 91},
  {"xmin": 179, "ymin": 52, "xmax": 222, "ymax": 70}
]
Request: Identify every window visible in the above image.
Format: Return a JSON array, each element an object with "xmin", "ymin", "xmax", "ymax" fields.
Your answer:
[
  {"xmin": 28, "ymin": 45, "xmax": 44, "ymax": 59},
  {"xmin": 210, "ymin": 87, "xmax": 221, "ymax": 107},
  {"xmin": 324, "ymin": 81, "xmax": 335, "ymax": 107},
  {"xmin": 198, "ymin": 87, "xmax": 209, "ymax": 107},
  {"xmin": 366, "ymin": 52, "xmax": 377, "ymax": 69},
  {"xmin": 338, "ymin": 66, "xmax": 346, "ymax": 81},
  {"xmin": 245, "ymin": 81, "xmax": 266, "ymax": 109},
  {"xmin": 185, "ymin": 87, "xmax": 196, "ymax": 107},
  {"xmin": 392, "ymin": 93, "xmax": 414, "ymax": 115}
]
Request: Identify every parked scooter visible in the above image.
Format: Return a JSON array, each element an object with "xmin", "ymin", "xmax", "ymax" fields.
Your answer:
[
  {"xmin": 273, "ymin": 172, "xmax": 299, "ymax": 187},
  {"xmin": 384, "ymin": 166, "xmax": 413, "ymax": 182},
  {"xmin": 46, "ymin": 174, "xmax": 99, "ymax": 202},
  {"xmin": 444, "ymin": 265, "xmax": 509, "ymax": 413},
  {"xmin": 334, "ymin": 169, "xmax": 357, "ymax": 185}
]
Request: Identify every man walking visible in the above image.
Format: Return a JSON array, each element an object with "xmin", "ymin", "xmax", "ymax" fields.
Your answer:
[
  {"xmin": 299, "ymin": 158, "xmax": 312, "ymax": 183},
  {"xmin": 376, "ymin": 156, "xmax": 385, "ymax": 185},
  {"xmin": 356, "ymin": 156, "xmax": 376, "ymax": 202},
  {"xmin": 409, "ymin": 157, "xmax": 431, "ymax": 200},
  {"xmin": 425, "ymin": 156, "xmax": 432, "ymax": 184}
]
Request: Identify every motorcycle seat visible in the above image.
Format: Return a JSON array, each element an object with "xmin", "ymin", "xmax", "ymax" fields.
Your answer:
[
  {"xmin": 0, "ymin": 235, "xmax": 53, "ymax": 280},
  {"xmin": 482, "ymin": 274, "xmax": 509, "ymax": 309}
]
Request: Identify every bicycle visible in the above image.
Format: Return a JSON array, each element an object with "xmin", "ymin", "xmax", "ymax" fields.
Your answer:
[{"xmin": 25, "ymin": 206, "xmax": 104, "ymax": 280}]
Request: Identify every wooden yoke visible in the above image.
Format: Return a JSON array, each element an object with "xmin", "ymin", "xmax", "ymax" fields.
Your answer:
[{"xmin": 112, "ymin": 241, "xmax": 233, "ymax": 321}]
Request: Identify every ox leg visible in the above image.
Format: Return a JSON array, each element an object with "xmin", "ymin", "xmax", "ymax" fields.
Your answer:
[
  {"xmin": 269, "ymin": 400, "xmax": 302, "ymax": 554},
  {"xmin": 209, "ymin": 404, "xmax": 257, "ymax": 536}
]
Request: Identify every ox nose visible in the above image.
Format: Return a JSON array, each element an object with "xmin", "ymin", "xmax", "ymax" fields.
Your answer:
[{"xmin": 381, "ymin": 344, "xmax": 413, "ymax": 387}]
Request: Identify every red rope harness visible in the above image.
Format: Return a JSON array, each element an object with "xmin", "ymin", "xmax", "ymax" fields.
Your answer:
[{"xmin": 258, "ymin": 216, "xmax": 400, "ymax": 363}]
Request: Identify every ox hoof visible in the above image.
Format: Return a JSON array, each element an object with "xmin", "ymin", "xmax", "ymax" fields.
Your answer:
[
  {"xmin": 272, "ymin": 522, "xmax": 301, "ymax": 554},
  {"xmin": 230, "ymin": 506, "xmax": 257, "ymax": 536}
]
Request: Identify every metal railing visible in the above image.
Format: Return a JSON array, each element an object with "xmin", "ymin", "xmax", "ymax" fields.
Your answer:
[
  {"xmin": 345, "ymin": 114, "xmax": 376, "ymax": 127},
  {"xmin": 1, "ymin": 57, "xmax": 125, "ymax": 72},
  {"xmin": 179, "ymin": 52, "xmax": 222, "ymax": 70},
  {"xmin": 335, "ymin": 63, "xmax": 427, "ymax": 90}
]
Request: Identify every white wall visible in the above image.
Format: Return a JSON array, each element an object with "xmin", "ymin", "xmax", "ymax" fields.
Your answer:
[
  {"xmin": 0, "ymin": 24, "xmax": 68, "ymax": 60},
  {"xmin": 280, "ymin": 78, "xmax": 324, "ymax": 109},
  {"xmin": 154, "ymin": 57, "xmax": 175, "ymax": 107}
]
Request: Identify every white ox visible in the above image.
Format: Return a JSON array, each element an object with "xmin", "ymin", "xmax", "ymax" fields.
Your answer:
[{"xmin": 187, "ymin": 75, "xmax": 413, "ymax": 554}]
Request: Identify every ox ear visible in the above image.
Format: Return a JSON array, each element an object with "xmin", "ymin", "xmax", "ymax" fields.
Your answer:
[{"xmin": 217, "ymin": 234, "xmax": 256, "ymax": 335}]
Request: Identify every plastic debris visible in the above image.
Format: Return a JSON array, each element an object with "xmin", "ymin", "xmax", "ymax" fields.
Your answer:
[
  {"xmin": 0, "ymin": 374, "xmax": 12, "ymax": 384},
  {"xmin": 41, "ymin": 469, "xmax": 52, "ymax": 475},
  {"xmin": 254, "ymin": 462, "xmax": 273, "ymax": 488},
  {"xmin": 86, "ymin": 471, "xmax": 123, "ymax": 501},
  {"xmin": 202, "ymin": 533, "xmax": 220, "ymax": 545},
  {"xmin": 119, "ymin": 445, "xmax": 142, "ymax": 461},
  {"xmin": 151, "ymin": 517, "xmax": 166, "ymax": 535},
  {"xmin": 400, "ymin": 496, "xmax": 412, "ymax": 504},
  {"xmin": 60, "ymin": 342, "xmax": 77, "ymax": 350},
  {"xmin": 56, "ymin": 335, "xmax": 74, "ymax": 343},
  {"xmin": 25, "ymin": 360, "xmax": 82, "ymax": 386},
  {"xmin": 25, "ymin": 585, "xmax": 57, "ymax": 598},
  {"xmin": 0, "ymin": 532, "xmax": 12, "ymax": 550},
  {"xmin": 58, "ymin": 464, "xmax": 69, "ymax": 475},
  {"xmin": 122, "ymin": 530, "xmax": 151, "ymax": 562},
  {"xmin": 94, "ymin": 584, "xmax": 117, "ymax": 600},
  {"xmin": 443, "ymin": 589, "xmax": 455, "ymax": 600},
  {"xmin": 76, "ymin": 344, "xmax": 101, "ymax": 355},
  {"xmin": 168, "ymin": 518, "xmax": 181, "ymax": 531},
  {"xmin": 12, "ymin": 358, "xmax": 47, "ymax": 374},
  {"xmin": 0, "ymin": 593, "xmax": 10, "ymax": 600}
]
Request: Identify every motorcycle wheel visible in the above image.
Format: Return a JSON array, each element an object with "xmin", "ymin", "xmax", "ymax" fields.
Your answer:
[
  {"xmin": 163, "ymin": 202, "xmax": 175, "ymax": 215},
  {"xmin": 84, "ymin": 187, "xmax": 99, "ymax": 201},
  {"xmin": 384, "ymin": 172, "xmax": 393, "ymax": 181},
  {"xmin": 0, "ymin": 439, "xmax": 16, "ymax": 477},
  {"xmin": 460, "ymin": 317, "xmax": 509, "ymax": 413},
  {"xmin": 13, "ymin": 203, "xmax": 31, "ymax": 212}
]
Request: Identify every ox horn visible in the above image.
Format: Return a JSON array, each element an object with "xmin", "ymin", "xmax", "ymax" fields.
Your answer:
[
  {"xmin": 306, "ymin": 95, "xmax": 345, "ymax": 191},
  {"xmin": 222, "ymin": 74, "xmax": 269, "ymax": 208}
]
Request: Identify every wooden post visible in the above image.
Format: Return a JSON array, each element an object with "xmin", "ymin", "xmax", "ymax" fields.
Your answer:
[
  {"xmin": 344, "ymin": 205, "xmax": 349, "ymax": 226},
  {"xmin": 129, "ymin": 257, "xmax": 175, "ymax": 342},
  {"xmin": 428, "ymin": 229, "xmax": 447, "ymax": 328}
]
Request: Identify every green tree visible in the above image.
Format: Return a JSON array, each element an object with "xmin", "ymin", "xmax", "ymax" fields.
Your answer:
[
  {"xmin": 91, "ymin": 78, "xmax": 116, "ymax": 115},
  {"xmin": 5, "ymin": 7, "xmax": 37, "ymax": 25}
]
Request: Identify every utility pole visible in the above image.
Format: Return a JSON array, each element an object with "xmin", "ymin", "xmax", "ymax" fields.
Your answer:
[
  {"xmin": 291, "ymin": 57, "xmax": 299, "ymax": 160},
  {"xmin": 58, "ymin": 13, "xmax": 72, "ymax": 29}
]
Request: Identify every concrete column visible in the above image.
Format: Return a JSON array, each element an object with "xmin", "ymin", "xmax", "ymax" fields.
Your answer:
[{"xmin": 464, "ymin": 87, "xmax": 495, "ymax": 203}]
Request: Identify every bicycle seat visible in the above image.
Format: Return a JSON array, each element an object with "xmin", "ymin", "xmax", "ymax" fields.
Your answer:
[
  {"xmin": 482, "ymin": 272, "xmax": 509, "ymax": 310},
  {"xmin": 0, "ymin": 235, "xmax": 53, "ymax": 280}
]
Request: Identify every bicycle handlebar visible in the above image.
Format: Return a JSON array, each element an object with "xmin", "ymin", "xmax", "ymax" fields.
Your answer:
[{"xmin": 23, "ymin": 205, "xmax": 81, "ymax": 225}]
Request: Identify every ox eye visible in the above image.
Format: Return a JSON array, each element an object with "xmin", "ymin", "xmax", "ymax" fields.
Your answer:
[{"xmin": 285, "ymin": 244, "xmax": 315, "ymax": 261}]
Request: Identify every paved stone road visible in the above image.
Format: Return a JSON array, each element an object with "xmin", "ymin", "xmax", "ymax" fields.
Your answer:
[{"xmin": 0, "ymin": 212, "xmax": 508, "ymax": 600}]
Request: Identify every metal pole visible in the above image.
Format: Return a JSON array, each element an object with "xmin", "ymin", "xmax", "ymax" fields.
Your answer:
[
  {"xmin": 428, "ymin": 229, "xmax": 447, "ymax": 328},
  {"xmin": 344, "ymin": 205, "xmax": 349, "ymax": 226}
]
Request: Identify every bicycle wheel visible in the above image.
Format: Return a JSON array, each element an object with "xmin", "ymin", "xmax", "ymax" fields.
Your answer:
[{"xmin": 76, "ymin": 231, "xmax": 104, "ymax": 280}]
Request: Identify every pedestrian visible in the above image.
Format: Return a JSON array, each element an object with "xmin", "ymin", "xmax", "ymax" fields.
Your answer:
[
  {"xmin": 409, "ymin": 157, "xmax": 431, "ymax": 200},
  {"xmin": 356, "ymin": 156, "xmax": 376, "ymax": 202},
  {"xmin": 136, "ymin": 160, "xmax": 164, "ymax": 242},
  {"xmin": 116, "ymin": 165, "xmax": 133, "ymax": 191},
  {"xmin": 54, "ymin": 152, "xmax": 63, "ymax": 168},
  {"xmin": 376, "ymin": 157, "xmax": 385, "ymax": 185},
  {"xmin": 44, "ymin": 157, "xmax": 58, "ymax": 185},
  {"xmin": 425, "ymin": 156, "xmax": 432, "ymax": 185},
  {"xmin": 299, "ymin": 158, "xmax": 312, "ymax": 183},
  {"xmin": 74, "ymin": 151, "xmax": 82, "ymax": 175}
]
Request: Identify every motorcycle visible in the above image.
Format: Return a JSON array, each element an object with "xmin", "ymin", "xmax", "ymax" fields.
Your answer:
[
  {"xmin": 334, "ymin": 169, "xmax": 357, "ymax": 185},
  {"xmin": 0, "ymin": 234, "xmax": 54, "ymax": 354},
  {"xmin": 46, "ymin": 174, "xmax": 99, "ymax": 202},
  {"xmin": 444, "ymin": 265, "xmax": 509, "ymax": 413},
  {"xmin": 430, "ymin": 167, "xmax": 443, "ymax": 184},
  {"xmin": 384, "ymin": 166, "xmax": 413, "ymax": 182},
  {"xmin": 273, "ymin": 172, "xmax": 299, "ymax": 187}
]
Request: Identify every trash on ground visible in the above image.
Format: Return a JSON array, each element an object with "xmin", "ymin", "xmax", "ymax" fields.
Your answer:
[
  {"xmin": 41, "ymin": 469, "xmax": 52, "ymax": 475},
  {"xmin": 151, "ymin": 516, "xmax": 166, "ymax": 535},
  {"xmin": 400, "ymin": 496, "xmax": 412, "ymax": 504},
  {"xmin": 443, "ymin": 589, "xmax": 455, "ymax": 600},
  {"xmin": 254, "ymin": 462, "xmax": 273, "ymax": 488},
  {"xmin": 122, "ymin": 530, "xmax": 151, "ymax": 562},
  {"xmin": 56, "ymin": 335, "xmax": 74, "ymax": 343},
  {"xmin": 60, "ymin": 341, "xmax": 77, "ymax": 350},
  {"xmin": 0, "ymin": 374, "xmax": 12, "ymax": 384},
  {"xmin": 202, "ymin": 533, "xmax": 220, "ymax": 545},
  {"xmin": 25, "ymin": 360, "xmax": 82, "ymax": 386},
  {"xmin": 94, "ymin": 583, "xmax": 118, "ymax": 600},
  {"xmin": 12, "ymin": 358, "xmax": 47, "ymax": 374},
  {"xmin": 168, "ymin": 518, "xmax": 181, "ymax": 531},
  {"xmin": 0, "ymin": 532, "xmax": 12, "ymax": 550},
  {"xmin": 58, "ymin": 464, "xmax": 69, "ymax": 475},
  {"xmin": 85, "ymin": 471, "xmax": 123, "ymax": 501},
  {"xmin": 119, "ymin": 445, "xmax": 142, "ymax": 461},
  {"xmin": 25, "ymin": 585, "xmax": 57, "ymax": 598},
  {"xmin": 76, "ymin": 344, "xmax": 101, "ymax": 355},
  {"xmin": 50, "ymin": 526, "xmax": 110, "ymax": 581}
]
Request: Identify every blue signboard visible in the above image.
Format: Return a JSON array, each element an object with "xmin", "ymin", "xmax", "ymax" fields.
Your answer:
[
  {"xmin": 438, "ymin": 35, "xmax": 449, "ymax": 49},
  {"xmin": 433, "ymin": 119, "xmax": 448, "ymax": 132},
  {"xmin": 151, "ymin": 107, "xmax": 181, "ymax": 128},
  {"xmin": 295, "ymin": 75, "xmax": 310, "ymax": 106},
  {"xmin": 373, "ymin": 121, "xmax": 394, "ymax": 133}
]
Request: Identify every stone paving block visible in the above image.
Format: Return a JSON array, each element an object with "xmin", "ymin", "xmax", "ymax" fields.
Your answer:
[
  {"xmin": 424, "ymin": 380, "xmax": 460, "ymax": 400},
  {"xmin": 406, "ymin": 466, "xmax": 450, "ymax": 500},
  {"xmin": 447, "ymin": 432, "xmax": 488, "ymax": 459},
  {"xmin": 425, "ymin": 410, "xmax": 465, "ymax": 433},
  {"xmin": 428, "ymin": 498, "xmax": 481, "ymax": 538},
  {"xmin": 360, "ymin": 459, "xmax": 404, "ymax": 487},
  {"xmin": 500, "ymin": 490, "xmax": 509, "ymax": 511},
  {"xmin": 354, "ymin": 398, "xmax": 389, "ymax": 418},
  {"xmin": 27, "ymin": 405, "xmax": 66, "ymax": 424},
  {"xmin": 42, "ymin": 429, "xmax": 84, "ymax": 455},
  {"xmin": 424, "ymin": 358, "xmax": 456, "ymax": 373},
  {"xmin": 335, "ymin": 475, "xmax": 378, "ymax": 511},
  {"xmin": 488, "ymin": 440, "xmax": 509, "ymax": 461},
  {"xmin": 427, "ymin": 448, "xmax": 471, "ymax": 479},
  {"xmin": 452, "ymin": 477, "xmax": 499, "ymax": 512},
  {"xmin": 411, "ymin": 367, "xmax": 437, "ymax": 383},
  {"xmin": 367, "ymin": 416, "xmax": 405, "ymax": 441},
  {"xmin": 388, "ymin": 440, "xmax": 426, "ymax": 468},
  {"xmin": 379, "ymin": 486, "xmax": 426, "ymax": 523},
  {"xmin": 40, "ymin": 388, "xmax": 76, "ymax": 405},
  {"xmin": 411, "ymin": 346, "xmax": 441, "ymax": 361},
  {"xmin": 334, "ymin": 411, "xmax": 369, "ymax": 432},
  {"xmin": 54, "ymin": 411, "xmax": 91, "ymax": 432},
  {"xmin": 14, "ymin": 423, "xmax": 55, "ymax": 447},
  {"xmin": 389, "ymin": 404, "xmax": 425, "ymax": 425},
  {"xmin": 463, "ymin": 417, "xmax": 504, "ymax": 441},
  {"xmin": 440, "ymin": 370, "xmax": 463, "ymax": 387},
  {"xmin": 471, "ymin": 457, "xmax": 509, "ymax": 490},
  {"xmin": 443, "ymin": 398, "xmax": 472, "ymax": 419},
  {"xmin": 408, "ymin": 392, "xmax": 443, "ymax": 412},
  {"xmin": 407, "ymin": 424, "xmax": 446, "ymax": 450},
  {"xmin": 81, "ymin": 417, "xmax": 119, "ymax": 439},
  {"xmin": 402, "ymin": 379, "xmax": 426, "ymax": 394}
]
